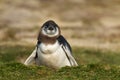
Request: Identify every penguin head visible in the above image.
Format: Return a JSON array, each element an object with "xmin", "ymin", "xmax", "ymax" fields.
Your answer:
[
  {"xmin": 38, "ymin": 20, "xmax": 61, "ymax": 44},
  {"xmin": 41, "ymin": 20, "xmax": 60, "ymax": 37}
]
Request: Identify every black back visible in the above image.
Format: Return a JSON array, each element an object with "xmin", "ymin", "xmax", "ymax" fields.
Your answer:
[{"xmin": 57, "ymin": 35, "xmax": 72, "ymax": 53}]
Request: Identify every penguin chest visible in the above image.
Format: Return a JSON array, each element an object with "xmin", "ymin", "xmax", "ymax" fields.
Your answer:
[
  {"xmin": 36, "ymin": 44, "xmax": 70, "ymax": 68},
  {"xmin": 39, "ymin": 41, "xmax": 59, "ymax": 54}
]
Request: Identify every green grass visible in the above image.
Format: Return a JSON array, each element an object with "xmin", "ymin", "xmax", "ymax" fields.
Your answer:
[
  {"xmin": 73, "ymin": 47, "xmax": 120, "ymax": 65},
  {"xmin": 0, "ymin": 45, "xmax": 120, "ymax": 80}
]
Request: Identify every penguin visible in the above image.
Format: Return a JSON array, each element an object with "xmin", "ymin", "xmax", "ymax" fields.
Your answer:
[{"xmin": 24, "ymin": 20, "xmax": 78, "ymax": 69}]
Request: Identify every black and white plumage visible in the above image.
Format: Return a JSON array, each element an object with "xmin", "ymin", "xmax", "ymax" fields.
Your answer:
[{"xmin": 24, "ymin": 20, "xmax": 78, "ymax": 69}]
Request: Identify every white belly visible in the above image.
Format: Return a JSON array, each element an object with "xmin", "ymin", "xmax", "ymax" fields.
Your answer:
[{"xmin": 36, "ymin": 42, "xmax": 71, "ymax": 69}]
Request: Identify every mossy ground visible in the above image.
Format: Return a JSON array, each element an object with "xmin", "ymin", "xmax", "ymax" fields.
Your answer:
[{"xmin": 0, "ymin": 45, "xmax": 120, "ymax": 80}]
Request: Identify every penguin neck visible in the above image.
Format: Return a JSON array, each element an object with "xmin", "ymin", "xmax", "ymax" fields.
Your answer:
[
  {"xmin": 38, "ymin": 34, "xmax": 59, "ymax": 45},
  {"xmin": 41, "ymin": 37, "xmax": 57, "ymax": 45}
]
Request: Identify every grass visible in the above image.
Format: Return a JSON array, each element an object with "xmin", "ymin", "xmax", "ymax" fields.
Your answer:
[
  {"xmin": 0, "ymin": 63, "xmax": 120, "ymax": 80},
  {"xmin": 73, "ymin": 47, "xmax": 120, "ymax": 65},
  {"xmin": 0, "ymin": 45, "xmax": 120, "ymax": 80}
]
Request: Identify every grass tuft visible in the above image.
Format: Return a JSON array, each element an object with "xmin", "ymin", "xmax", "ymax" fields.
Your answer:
[{"xmin": 0, "ymin": 45, "xmax": 120, "ymax": 79}]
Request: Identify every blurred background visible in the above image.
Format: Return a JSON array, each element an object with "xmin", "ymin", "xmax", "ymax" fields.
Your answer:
[{"xmin": 0, "ymin": 0, "xmax": 120, "ymax": 51}]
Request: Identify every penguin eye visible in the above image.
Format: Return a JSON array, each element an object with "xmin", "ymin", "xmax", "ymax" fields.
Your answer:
[
  {"xmin": 44, "ymin": 26, "xmax": 48, "ymax": 29},
  {"xmin": 55, "ymin": 26, "xmax": 58, "ymax": 30}
]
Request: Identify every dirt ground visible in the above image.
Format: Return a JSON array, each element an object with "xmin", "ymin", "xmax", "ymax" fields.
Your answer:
[{"xmin": 0, "ymin": 0, "xmax": 120, "ymax": 51}]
